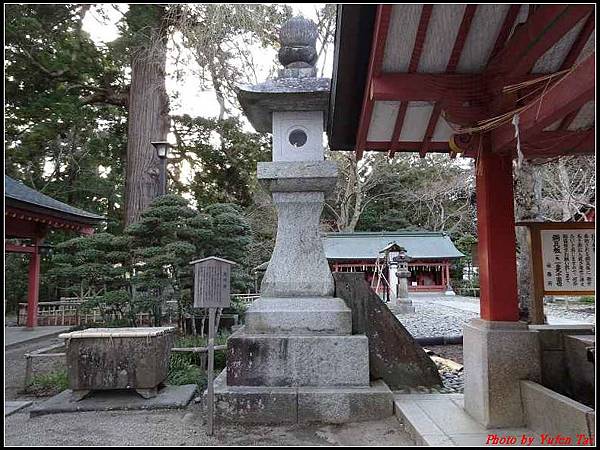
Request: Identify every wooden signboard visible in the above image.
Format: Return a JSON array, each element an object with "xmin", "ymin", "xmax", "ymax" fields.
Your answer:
[
  {"xmin": 191, "ymin": 256, "xmax": 236, "ymax": 309},
  {"xmin": 517, "ymin": 222, "xmax": 595, "ymax": 324},
  {"xmin": 189, "ymin": 256, "xmax": 236, "ymax": 436}
]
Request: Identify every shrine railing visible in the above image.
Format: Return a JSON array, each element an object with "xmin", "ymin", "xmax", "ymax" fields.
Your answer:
[{"xmin": 17, "ymin": 300, "xmax": 180, "ymax": 327}]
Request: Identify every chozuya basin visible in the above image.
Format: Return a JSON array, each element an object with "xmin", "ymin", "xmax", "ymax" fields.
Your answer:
[{"xmin": 59, "ymin": 327, "xmax": 175, "ymax": 401}]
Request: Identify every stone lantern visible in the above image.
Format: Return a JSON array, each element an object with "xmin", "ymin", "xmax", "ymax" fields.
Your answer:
[
  {"xmin": 383, "ymin": 243, "xmax": 415, "ymax": 314},
  {"xmin": 214, "ymin": 15, "xmax": 393, "ymax": 425}
]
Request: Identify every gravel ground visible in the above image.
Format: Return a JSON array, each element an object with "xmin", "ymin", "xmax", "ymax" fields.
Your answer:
[
  {"xmin": 395, "ymin": 298, "xmax": 477, "ymax": 338},
  {"xmin": 4, "ymin": 406, "xmax": 414, "ymax": 446},
  {"xmin": 394, "ymin": 295, "xmax": 595, "ymax": 339},
  {"xmin": 543, "ymin": 300, "xmax": 595, "ymax": 322}
]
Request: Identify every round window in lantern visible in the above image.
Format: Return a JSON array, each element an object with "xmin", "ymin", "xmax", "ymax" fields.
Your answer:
[{"xmin": 288, "ymin": 129, "xmax": 308, "ymax": 148}]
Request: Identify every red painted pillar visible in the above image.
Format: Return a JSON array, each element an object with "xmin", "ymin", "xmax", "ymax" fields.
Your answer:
[
  {"xmin": 445, "ymin": 263, "xmax": 451, "ymax": 288},
  {"xmin": 476, "ymin": 148, "xmax": 519, "ymax": 321},
  {"xmin": 26, "ymin": 239, "xmax": 42, "ymax": 328}
]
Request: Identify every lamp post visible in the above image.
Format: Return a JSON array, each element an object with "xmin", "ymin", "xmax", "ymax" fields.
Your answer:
[{"xmin": 151, "ymin": 141, "xmax": 170, "ymax": 196}]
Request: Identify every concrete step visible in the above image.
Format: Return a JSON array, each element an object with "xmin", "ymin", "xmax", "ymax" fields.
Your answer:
[
  {"xmin": 214, "ymin": 370, "xmax": 394, "ymax": 424},
  {"xmin": 394, "ymin": 393, "xmax": 537, "ymax": 446},
  {"xmin": 226, "ymin": 330, "xmax": 370, "ymax": 387}
]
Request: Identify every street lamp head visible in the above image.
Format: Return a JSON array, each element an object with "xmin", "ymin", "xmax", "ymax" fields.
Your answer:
[{"xmin": 151, "ymin": 141, "xmax": 170, "ymax": 159}]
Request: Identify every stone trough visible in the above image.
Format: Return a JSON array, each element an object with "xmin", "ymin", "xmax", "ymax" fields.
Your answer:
[{"xmin": 59, "ymin": 327, "xmax": 175, "ymax": 401}]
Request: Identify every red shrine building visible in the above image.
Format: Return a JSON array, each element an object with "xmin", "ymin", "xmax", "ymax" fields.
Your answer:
[
  {"xmin": 323, "ymin": 231, "xmax": 464, "ymax": 294},
  {"xmin": 5, "ymin": 176, "xmax": 104, "ymax": 328}
]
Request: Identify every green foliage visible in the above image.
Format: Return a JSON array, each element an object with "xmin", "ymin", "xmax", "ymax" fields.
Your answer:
[
  {"xmin": 27, "ymin": 370, "xmax": 69, "ymax": 396},
  {"xmin": 125, "ymin": 195, "xmax": 252, "ymax": 321},
  {"xmin": 4, "ymin": 253, "xmax": 30, "ymax": 313},
  {"xmin": 5, "ymin": 4, "xmax": 127, "ymax": 232},
  {"xmin": 167, "ymin": 333, "xmax": 229, "ymax": 390},
  {"xmin": 171, "ymin": 116, "xmax": 271, "ymax": 207},
  {"xmin": 126, "ymin": 195, "xmax": 213, "ymax": 305},
  {"xmin": 48, "ymin": 232, "xmax": 129, "ymax": 297},
  {"xmin": 168, "ymin": 356, "xmax": 206, "ymax": 389}
]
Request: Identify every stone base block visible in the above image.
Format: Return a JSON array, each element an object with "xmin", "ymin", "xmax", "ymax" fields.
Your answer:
[
  {"xmin": 444, "ymin": 290, "xmax": 456, "ymax": 296},
  {"xmin": 298, "ymin": 380, "xmax": 393, "ymax": 423},
  {"xmin": 245, "ymin": 297, "xmax": 352, "ymax": 335},
  {"xmin": 521, "ymin": 380, "xmax": 595, "ymax": 438},
  {"xmin": 214, "ymin": 371, "xmax": 297, "ymax": 424},
  {"xmin": 214, "ymin": 370, "xmax": 393, "ymax": 424},
  {"xmin": 227, "ymin": 330, "xmax": 370, "ymax": 387},
  {"xmin": 463, "ymin": 319, "xmax": 541, "ymax": 428}
]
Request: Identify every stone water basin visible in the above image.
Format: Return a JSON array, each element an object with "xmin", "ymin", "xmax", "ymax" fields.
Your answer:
[{"xmin": 59, "ymin": 327, "xmax": 175, "ymax": 400}]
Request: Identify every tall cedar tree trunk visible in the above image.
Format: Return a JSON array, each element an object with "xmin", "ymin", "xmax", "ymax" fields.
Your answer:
[{"xmin": 124, "ymin": 5, "xmax": 170, "ymax": 226}]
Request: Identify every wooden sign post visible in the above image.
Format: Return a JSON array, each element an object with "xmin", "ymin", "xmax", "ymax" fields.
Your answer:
[
  {"xmin": 190, "ymin": 256, "xmax": 236, "ymax": 436},
  {"xmin": 517, "ymin": 222, "xmax": 595, "ymax": 324}
]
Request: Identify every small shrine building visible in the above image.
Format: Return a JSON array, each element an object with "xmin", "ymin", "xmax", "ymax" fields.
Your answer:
[{"xmin": 323, "ymin": 231, "xmax": 464, "ymax": 293}]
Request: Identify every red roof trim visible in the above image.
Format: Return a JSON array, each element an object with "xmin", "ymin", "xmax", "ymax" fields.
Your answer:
[
  {"xmin": 355, "ymin": 5, "xmax": 393, "ymax": 160},
  {"xmin": 388, "ymin": 5, "xmax": 433, "ymax": 158},
  {"xmin": 420, "ymin": 5, "xmax": 477, "ymax": 158}
]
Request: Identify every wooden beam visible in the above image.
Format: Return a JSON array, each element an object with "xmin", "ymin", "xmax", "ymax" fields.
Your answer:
[
  {"xmin": 558, "ymin": 13, "xmax": 595, "ymax": 130},
  {"xmin": 388, "ymin": 4, "xmax": 432, "ymax": 157},
  {"xmin": 420, "ymin": 5, "xmax": 477, "ymax": 158},
  {"xmin": 487, "ymin": 5, "xmax": 593, "ymax": 76},
  {"xmin": 491, "ymin": 53, "xmax": 594, "ymax": 153},
  {"xmin": 520, "ymin": 129, "xmax": 594, "ymax": 158},
  {"xmin": 366, "ymin": 140, "xmax": 451, "ymax": 153},
  {"xmin": 5, "ymin": 242, "xmax": 36, "ymax": 254},
  {"xmin": 487, "ymin": 5, "xmax": 522, "ymax": 64},
  {"xmin": 372, "ymin": 73, "xmax": 486, "ymax": 102},
  {"xmin": 355, "ymin": 5, "xmax": 393, "ymax": 160}
]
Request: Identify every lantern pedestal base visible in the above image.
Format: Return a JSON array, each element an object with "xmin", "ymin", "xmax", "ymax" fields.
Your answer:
[
  {"xmin": 244, "ymin": 296, "xmax": 352, "ymax": 335},
  {"xmin": 214, "ymin": 370, "xmax": 393, "ymax": 424},
  {"xmin": 225, "ymin": 328, "xmax": 370, "ymax": 387}
]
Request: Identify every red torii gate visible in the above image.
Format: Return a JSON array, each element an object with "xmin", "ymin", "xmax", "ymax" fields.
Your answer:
[{"xmin": 5, "ymin": 176, "xmax": 104, "ymax": 328}]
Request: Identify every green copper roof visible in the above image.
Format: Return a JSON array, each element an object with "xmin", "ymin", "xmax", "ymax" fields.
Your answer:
[{"xmin": 322, "ymin": 231, "xmax": 464, "ymax": 260}]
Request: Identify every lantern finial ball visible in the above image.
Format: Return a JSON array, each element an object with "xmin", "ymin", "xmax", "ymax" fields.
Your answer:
[{"xmin": 278, "ymin": 16, "xmax": 318, "ymax": 69}]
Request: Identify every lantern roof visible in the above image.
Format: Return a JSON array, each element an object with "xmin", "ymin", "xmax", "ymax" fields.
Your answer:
[{"xmin": 237, "ymin": 15, "xmax": 331, "ymax": 133}]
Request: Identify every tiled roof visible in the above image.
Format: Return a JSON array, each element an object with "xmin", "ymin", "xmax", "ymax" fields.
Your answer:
[
  {"xmin": 5, "ymin": 176, "xmax": 105, "ymax": 223},
  {"xmin": 323, "ymin": 231, "xmax": 464, "ymax": 260}
]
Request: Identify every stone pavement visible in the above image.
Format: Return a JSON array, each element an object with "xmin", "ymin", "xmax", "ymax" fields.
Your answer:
[
  {"xmin": 29, "ymin": 385, "xmax": 198, "ymax": 417},
  {"xmin": 395, "ymin": 393, "xmax": 539, "ymax": 446},
  {"xmin": 5, "ymin": 401, "xmax": 32, "ymax": 417},
  {"xmin": 5, "ymin": 325, "xmax": 71, "ymax": 349}
]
